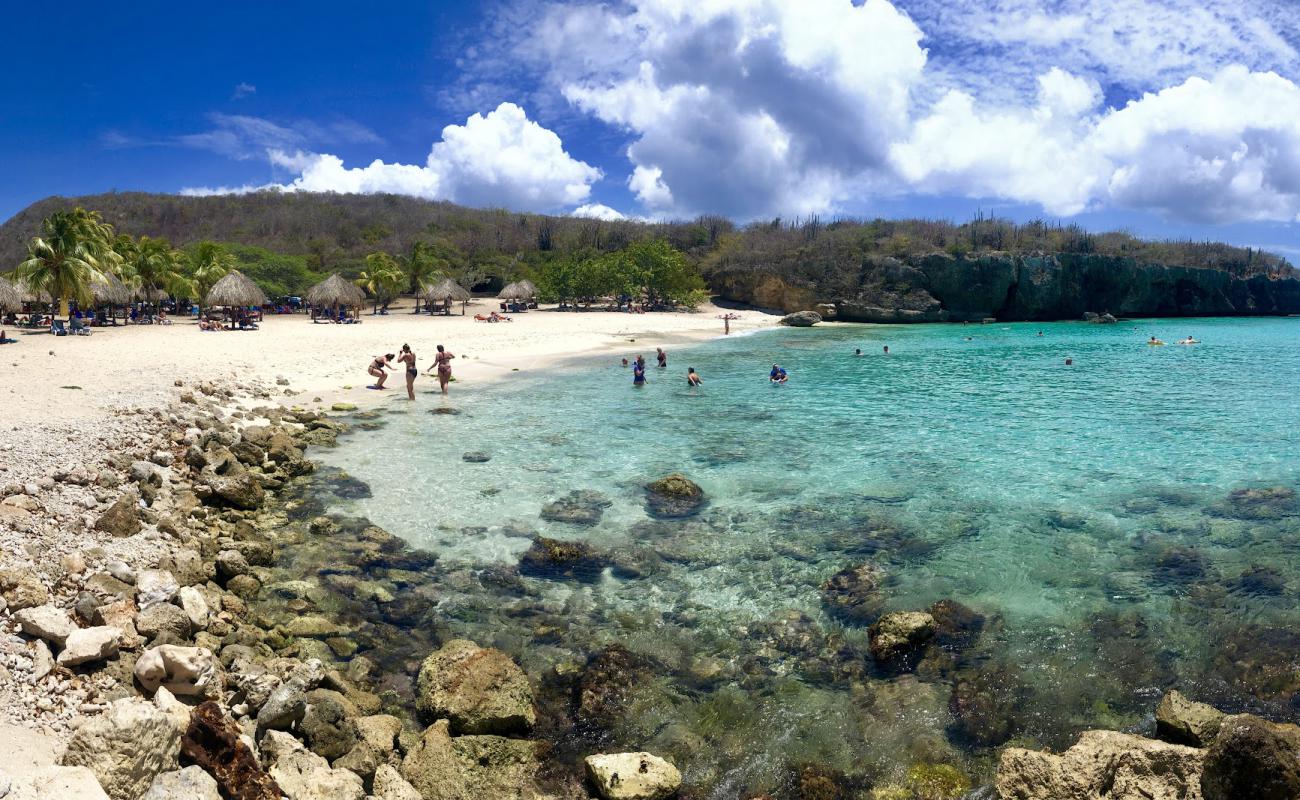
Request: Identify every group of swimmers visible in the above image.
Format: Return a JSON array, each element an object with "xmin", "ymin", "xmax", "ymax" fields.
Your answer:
[
  {"xmin": 367, "ymin": 343, "xmax": 456, "ymax": 400},
  {"xmin": 1148, "ymin": 335, "xmax": 1200, "ymax": 346}
]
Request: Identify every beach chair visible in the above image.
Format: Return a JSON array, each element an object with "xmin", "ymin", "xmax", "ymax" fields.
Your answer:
[
  {"xmin": 50, "ymin": 320, "xmax": 68, "ymax": 336},
  {"xmin": 69, "ymin": 318, "xmax": 91, "ymax": 336}
]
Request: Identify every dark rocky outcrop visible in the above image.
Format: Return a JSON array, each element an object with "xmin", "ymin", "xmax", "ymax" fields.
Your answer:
[
  {"xmin": 644, "ymin": 473, "xmax": 706, "ymax": 518},
  {"xmin": 712, "ymin": 252, "xmax": 1300, "ymax": 322},
  {"xmin": 1201, "ymin": 714, "xmax": 1300, "ymax": 800},
  {"xmin": 819, "ymin": 562, "xmax": 885, "ymax": 625},
  {"xmin": 518, "ymin": 537, "xmax": 608, "ymax": 582},
  {"xmin": 540, "ymin": 490, "xmax": 612, "ymax": 526},
  {"xmin": 180, "ymin": 701, "xmax": 282, "ymax": 800},
  {"xmin": 94, "ymin": 492, "xmax": 141, "ymax": 538}
]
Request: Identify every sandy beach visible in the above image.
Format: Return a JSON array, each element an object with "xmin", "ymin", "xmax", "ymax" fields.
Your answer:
[{"xmin": 2, "ymin": 299, "xmax": 775, "ymax": 477}]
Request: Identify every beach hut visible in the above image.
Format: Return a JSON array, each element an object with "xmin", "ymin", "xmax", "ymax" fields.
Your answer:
[
  {"xmin": 206, "ymin": 270, "xmax": 267, "ymax": 329},
  {"xmin": 424, "ymin": 278, "xmax": 471, "ymax": 315},
  {"xmin": 89, "ymin": 273, "xmax": 134, "ymax": 324},
  {"xmin": 306, "ymin": 273, "xmax": 366, "ymax": 323}
]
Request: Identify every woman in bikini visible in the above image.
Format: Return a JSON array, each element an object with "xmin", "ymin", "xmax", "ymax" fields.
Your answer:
[
  {"xmin": 426, "ymin": 344, "xmax": 456, "ymax": 394},
  {"xmin": 368, "ymin": 353, "xmax": 395, "ymax": 389},
  {"xmin": 397, "ymin": 344, "xmax": 418, "ymax": 400}
]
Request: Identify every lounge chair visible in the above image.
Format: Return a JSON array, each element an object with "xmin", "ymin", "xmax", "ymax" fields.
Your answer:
[
  {"xmin": 69, "ymin": 318, "xmax": 91, "ymax": 336},
  {"xmin": 50, "ymin": 320, "xmax": 68, "ymax": 336}
]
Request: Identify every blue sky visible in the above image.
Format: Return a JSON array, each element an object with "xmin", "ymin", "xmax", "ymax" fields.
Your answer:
[{"xmin": 4, "ymin": 0, "xmax": 1300, "ymax": 258}]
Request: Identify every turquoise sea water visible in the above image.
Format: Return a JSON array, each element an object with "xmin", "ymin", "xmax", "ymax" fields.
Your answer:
[{"xmin": 313, "ymin": 317, "xmax": 1300, "ymax": 795}]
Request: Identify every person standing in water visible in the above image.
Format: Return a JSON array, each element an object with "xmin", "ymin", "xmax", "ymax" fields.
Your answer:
[
  {"xmin": 397, "ymin": 344, "xmax": 418, "ymax": 400},
  {"xmin": 426, "ymin": 344, "xmax": 455, "ymax": 394},
  {"xmin": 854, "ymin": 348, "xmax": 863, "ymax": 356},
  {"xmin": 635, "ymin": 354, "xmax": 646, "ymax": 371},
  {"xmin": 367, "ymin": 353, "xmax": 395, "ymax": 389},
  {"xmin": 687, "ymin": 367, "xmax": 702, "ymax": 387},
  {"xmin": 633, "ymin": 359, "xmax": 647, "ymax": 386},
  {"xmin": 883, "ymin": 345, "xmax": 890, "ymax": 355},
  {"xmin": 656, "ymin": 347, "xmax": 667, "ymax": 368}
]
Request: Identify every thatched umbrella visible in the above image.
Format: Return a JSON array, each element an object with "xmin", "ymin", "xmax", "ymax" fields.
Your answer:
[
  {"xmin": 206, "ymin": 270, "xmax": 267, "ymax": 329},
  {"xmin": 498, "ymin": 280, "xmax": 536, "ymax": 300},
  {"xmin": 134, "ymin": 285, "xmax": 170, "ymax": 304},
  {"xmin": 424, "ymin": 278, "xmax": 471, "ymax": 315},
  {"xmin": 0, "ymin": 276, "xmax": 22, "ymax": 313},
  {"xmin": 90, "ymin": 273, "xmax": 133, "ymax": 305},
  {"xmin": 306, "ymin": 273, "xmax": 366, "ymax": 321}
]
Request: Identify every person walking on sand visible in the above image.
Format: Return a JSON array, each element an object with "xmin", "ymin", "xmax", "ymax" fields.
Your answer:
[
  {"xmin": 427, "ymin": 344, "xmax": 455, "ymax": 394},
  {"xmin": 687, "ymin": 367, "xmax": 702, "ymax": 387},
  {"xmin": 368, "ymin": 353, "xmax": 395, "ymax": 389},
  {"xmin": 657, "ymin": 347, "xmax": 667, "ymax": 368},
  {"xmin": 397, "ymin": 344, "xmax": 418, "ymax": 400}
]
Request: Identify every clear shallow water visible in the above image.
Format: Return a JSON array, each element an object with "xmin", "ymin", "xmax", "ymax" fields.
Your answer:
[{"xmin": 313, "ymin": 317, "xmax": 1300, "ymax": 795}]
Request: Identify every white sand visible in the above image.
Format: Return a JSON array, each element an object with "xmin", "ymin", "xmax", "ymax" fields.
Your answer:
[{"xmin": 3, "ymin": 297, "xmax": 776, "ymax": 432}]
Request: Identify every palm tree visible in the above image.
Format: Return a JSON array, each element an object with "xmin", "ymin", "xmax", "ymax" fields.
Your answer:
[
  {"xmin": 400, "ymin": 241, "xmax": 448, "ymax": 313},
  {"xmin": 15, "ymin": 208, "xmax": 119, "ymax": 319},
  {"xmin": 356, "ymin": 252, "xmax": 405, "ymax": 315},
  {"xmin": 118, "ymin": 235, "xmax": 189, "ymax": 301},
  {"xmin": 187, "ymin": 241, "xmax": 236, "ymax": 313}
]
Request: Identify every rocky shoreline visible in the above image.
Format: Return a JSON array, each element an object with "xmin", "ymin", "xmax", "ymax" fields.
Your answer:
[{"xmin": 1, "ymin": 379, "xmax": 1297, "ymax": 800}]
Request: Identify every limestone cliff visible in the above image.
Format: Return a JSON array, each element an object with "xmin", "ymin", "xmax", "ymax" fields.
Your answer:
[{"xmin": 709, "ymin": 253, "xmax": 1300, "ymax": 322}]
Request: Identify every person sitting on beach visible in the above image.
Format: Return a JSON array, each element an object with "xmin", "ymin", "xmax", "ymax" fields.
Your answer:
[
  {"xmin": 368, "ymin": 353, "xmax": 395, "ymax": 389},
  {"xmin": 687, "ymin": 367, "xmax": 702, "ymax": 387},
  {"xmin": 769, "ymin": 364, "xmax": 788, "ymax": 384},
  {"xmin": 656, "ymin": 348, "xmax": 667, "ymax": 368},
  {"xmin": 633, "ymin": 360, "xmax": 647, "ymax": 386}
]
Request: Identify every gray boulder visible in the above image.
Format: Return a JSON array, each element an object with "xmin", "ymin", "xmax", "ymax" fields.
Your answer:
[
  {"xmin": 14, "ymin": 605, "xmax": 75, "ymax": 647},
  {"xmin": 779, "ymin": 310, "xmax": 822, "ymax": 327}
]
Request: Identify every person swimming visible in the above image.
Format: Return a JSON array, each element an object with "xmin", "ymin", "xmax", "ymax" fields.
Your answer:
[
  {"xmin": 854, "ymin": 348, "xmax": 862, "ymax": 356},
  {"xmin": 769, "ymin": 364, "xmax": 788, "ymax": 384},
  {"xmin": 367, "ymin": 353, "xmax": 395, "ymax": 389},
  {"xmin": 687, "ymin": 367, "xmax": 702, "ymax": 387},
  {"xmin": 633, "ymin": 360, "xmax": 647, "ymax": 386},
  {"xmin": 1178, "ymin": 336, "xmax": 1200, "ymax": 345},
  {"xmin": 1148, "ymin": 336, "xmax": 1166, "ymax": 346},
  {"xmin": 883, "ymin": 345, "xmax": 890, "ymax": 355}
]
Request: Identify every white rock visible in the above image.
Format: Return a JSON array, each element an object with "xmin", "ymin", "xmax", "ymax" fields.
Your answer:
[
  {"xmin": 58, "ymin": 697, "xmax": 182, "ymax": 800},
  {"xmin": 584, "ymin": 752, "xmax": 682, "ymax": 800},
  {"xmin": 135, "ymin": 570, "xmax": 178, "ymax": 610},
  {"xmin": 30, "ymin": 639, "xmax": 55, "ymax": 681},
  {"xmin": 262, "ymin": 730, "xmax": 365, "ymax": 800},
  {"xmin": 372, "ymin": 764, "xmax": 422, "ymax": 800},
  {"xmin": 105, "ymin": 561, "xmax": 136, "ymax": 585},
  {"xmin": 56, "ymin": 626, "xmax": 121, "ymax": 666},
  {"xmin": 152, "ymin": 687, "xmax": 193, "ymax": 736},
  {"xmin": 139, "ymin": 766, "xmax": 219, "ymax": 800},
  {"xmin": 178, "ymin": 587, "xmax": 209, "ymax": 630},
  {"xmin": 149, "ymin": 451, "xmax": 174, "ymax": 467},
  {"xmin": 14, "ymin": 605, "xmax": 75, "ymax": 647},
  {"xmin": 134, "ymin": 645, "xmax": 222, "ymax": 698}
]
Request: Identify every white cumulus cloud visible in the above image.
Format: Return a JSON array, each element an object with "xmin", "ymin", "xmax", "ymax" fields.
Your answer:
[
  {"xmin": 183, "ymin": 103, "xmax": 601, "ymax": 213},
  {"xmin": 571, "ymin": 203, "xmax": 626, "ymax": 220}
]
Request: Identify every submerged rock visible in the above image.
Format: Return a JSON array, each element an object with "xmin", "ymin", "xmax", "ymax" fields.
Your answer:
[
  {"xmin": 644, "ymin": 473, "xmax": 706, "ymax": 518},
  {"xmin": 948, "ymin": 661, "xmax": 1027, "ymax": 748},
  {"xmin": 584, "ymin": 752, "xmax": 682, "ymax": 800},
  {"xmin": 519, "ymin": 536, "xmax": 608, "ymax": 582},
  {"xmin": 540, "ymin": 490, "xmax": 612, "ymax": 526},
  {"xmin": 869, "ymin": 611, "xmax": 935, "ymax": 672},
  {"xmin": 576, "ymin": 645, "xmax": 654, "ymax": 738},
  {"xmin": 819, "ymin": 562, "xmax": 885, "ymax": 625},
  {"xmin": 415, "ymin": 639, "xmax": 536, "ymax": 735},
  {"xmin": 995, "ymin": 729, "xmax": 1203, "ymax": 800},
  {"xmin": 1205, "ymin": 486, "xmax": 1298, "ymax": 520},
  {"xmin": 1202, "ymin": 714, "xmax": 1300, "ymax": 800}
]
